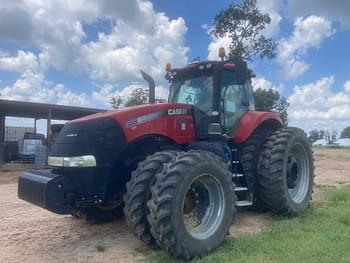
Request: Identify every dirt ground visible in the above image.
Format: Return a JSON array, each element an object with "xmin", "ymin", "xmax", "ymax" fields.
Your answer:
[
  {"xmin": 0, "ymin": 147, "xmax": 349, "ymax": 263},
  {"xmin": 313, "ymin": 147, "xmax": 350, "ymax": 185}
]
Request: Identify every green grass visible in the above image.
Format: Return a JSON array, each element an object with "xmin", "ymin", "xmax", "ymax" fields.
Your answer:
[{"xmin": 147, "ymin": 186, "xmax": 350, "ymax": 263}]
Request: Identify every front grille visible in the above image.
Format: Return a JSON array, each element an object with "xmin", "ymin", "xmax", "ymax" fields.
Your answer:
[
  {"xmin": 49, "ymin": 117, "xmax": 127, "ymax": 198},
  {"xmin": 50, "ymin": 117, "xmax": 126, "ymax": 167}
]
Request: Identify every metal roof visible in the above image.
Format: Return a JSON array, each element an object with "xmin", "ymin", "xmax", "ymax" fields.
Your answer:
[{"xmin": 0, "ymin": 99, "xmax": 106, "ymax": 120}]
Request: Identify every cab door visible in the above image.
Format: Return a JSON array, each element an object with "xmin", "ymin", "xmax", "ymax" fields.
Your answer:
[{"xmin": 220, "ymin": 70, "xmax": 250, "ymax": 136}]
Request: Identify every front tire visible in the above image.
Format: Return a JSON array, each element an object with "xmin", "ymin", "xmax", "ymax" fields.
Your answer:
[
  {"xmin": 259, "ymin": 127, "xmax": 314, "ymax": 215},
  {"xmin": 123, "ymin": 151, "xmax": 179, "ymax": 245},
  {"xmin": 147, "ymin": 150, "xmax": 237, "ymax": 259}
]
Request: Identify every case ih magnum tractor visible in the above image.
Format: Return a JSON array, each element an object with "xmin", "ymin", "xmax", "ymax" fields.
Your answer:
[{"xmin": 18, "ymin": 48, "xmax": 314, "ymax": 259}]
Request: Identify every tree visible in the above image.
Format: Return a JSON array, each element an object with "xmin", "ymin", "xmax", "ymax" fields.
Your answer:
[
  {"xmin": 308, "ymin": 130, "xmax": 325, "ymax": 143},
  {"xmin": 110, "ymin": 95, "xmax": 123, "ymax": 109},
  {"xmin": 325, "ymin": 130, "xmax": 337, "ymax": 144},
  {"xmin": 212, "ymin": 0, "xmax": 278, "ymax": 62},
  {"xmin": 253, "ymin": 88, "xmax": 289, "ymax": 126},
  {"xmin": 125, "ymin": 88, "xmax": 149, "ymax": 107},
  {"xmin": 274, "ymin": 97, "xmax": 289, "ymax": 126},
  {"xmin": 340, "ymin": 126, "xmax": 350, "ymax": 138}
]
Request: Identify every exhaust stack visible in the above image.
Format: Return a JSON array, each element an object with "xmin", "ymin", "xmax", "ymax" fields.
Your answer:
[{"xmin": 140, "ymin": 70, "xmax": 155, "ymax": 104}]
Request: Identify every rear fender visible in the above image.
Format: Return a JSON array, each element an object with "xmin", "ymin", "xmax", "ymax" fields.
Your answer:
[{"xmin": 235, "ymin": 111, "xmax": 282, "ymax": 144}]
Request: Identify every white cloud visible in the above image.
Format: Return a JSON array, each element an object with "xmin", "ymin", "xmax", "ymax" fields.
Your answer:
[
  {"xmin": 0, "ymin": 68, "xmax": 91, "ymax": 107},
  {"xmin": 83, "ymin": 14, "xmax": 188, "ymax": 84},
  {"xmin": 252, "ymin": 77, "xmax": 284, "ymax": 93},
  {"xmin": 92, "ymin": 83, "xmax": 169, "ymax": 108},
  {"xmin": 256, "ymin": 0, "xmax": 282, "ymax": 38},
  {"xmin": 53, "ymin": 84, "xmax": 91, "ymax": 106},
  {"xmin": 0, "ymin": 49, "xmax": 91, "ymax": 106},
  {"xmin": 0, "ymin": 0, "xmax": 188, "ymax": 81},
  {"xmin": 0, "ymin": 51, "xmax": 39, "ymax": 73},
  {"xmin": 277, "ymin": 15, "xmax": 334, "ymax": 80},
  {"xmin": 344, "ymin": 81, "xmax": 350, "ymax": 94},
  {"xmin": 207, "ymin": 35, "xmax": 231, "ymax": 61},
  {"xmin": 0, "ymin": 0, "xmax": 188, "ymax": 108},
  {"xmin": 91, "ymin": 84, "xmax": 143, "ymax": 108},
  {"xmin": 0, "ymin": 48, "xmax": 169, "ymax": 108},
  {"xmin": 0, "ymin": 70, "xmax": 45, "ymax": 102},
  {"xmin": 287, "ymin": 0, "xmax": 350, "ymax": 30},
  {"xmin": 0, "ymin": 4, "xmax": 33, "ymax": 44},
  {"xmin": 288, "ymin": 77, "xmax": 350, "ymax": 132}
]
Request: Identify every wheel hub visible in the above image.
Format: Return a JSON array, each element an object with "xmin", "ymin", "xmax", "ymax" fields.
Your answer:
[
  {"xmin": 182, "ymin": 174, "xmax": 225, "ymax": 240},
  {"xmin": 287, "ymin": 156, "xmax": 298, "ymax": 188}
]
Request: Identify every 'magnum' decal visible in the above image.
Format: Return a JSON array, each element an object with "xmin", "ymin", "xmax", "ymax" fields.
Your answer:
[{"xmin": 125, "ymin": 111, "xmax": 167, "ymax": 128}]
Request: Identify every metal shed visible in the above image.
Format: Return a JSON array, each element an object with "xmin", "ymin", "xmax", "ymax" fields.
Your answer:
[{"xmin": 0, "ymin": 99, "xmax": 106, "ymax": 165}]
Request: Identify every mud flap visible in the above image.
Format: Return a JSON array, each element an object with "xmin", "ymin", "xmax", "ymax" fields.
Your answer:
[{"xmin": 18, "ymin": 170, "xmax": 76, "ymax": 214}]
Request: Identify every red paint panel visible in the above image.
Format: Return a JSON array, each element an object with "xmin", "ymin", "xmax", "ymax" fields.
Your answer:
[
  {"xmin": 223, "ymin": 63, "xmax": 235, "ymax": 70},
  {"xmin": 235, "ymin": 111, "xmax": 282, "ymax": 144},
  {"xmin": 71, "ymin": 103, "xmax": 196, "ymax": 145}
]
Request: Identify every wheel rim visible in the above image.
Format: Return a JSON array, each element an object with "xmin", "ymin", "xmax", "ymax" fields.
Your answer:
[
  {"xmin": 287, "ymin": 143, "xmax": 310, "ymax": 204},
  {"xmin": 182, "ymin": 174, "xmax": 225, "ymax": 240}
]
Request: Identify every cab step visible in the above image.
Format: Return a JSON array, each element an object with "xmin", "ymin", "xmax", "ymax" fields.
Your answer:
[
  {"xmin": 236, "ymin": 200, "xmax": 253, "ymax": 207},
  {"xmin": 234, "ymin": 186, "xmax": 248, "ymax": 192}
]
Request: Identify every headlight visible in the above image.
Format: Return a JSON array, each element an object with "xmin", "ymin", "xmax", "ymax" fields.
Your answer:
[{"xmin": 48, "ymin": 155, "xmax": 96, "ymax": 167}]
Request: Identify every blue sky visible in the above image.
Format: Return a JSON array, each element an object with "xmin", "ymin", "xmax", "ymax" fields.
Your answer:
[{"xmin": 0, "ymin": 0, "xmax": 349, "ymax": 134}]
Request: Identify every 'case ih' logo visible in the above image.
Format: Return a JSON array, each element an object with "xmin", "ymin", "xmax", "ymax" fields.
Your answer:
[{"xmin": 168, "ymin": 108, "xmax": 188, "ymax": 115}]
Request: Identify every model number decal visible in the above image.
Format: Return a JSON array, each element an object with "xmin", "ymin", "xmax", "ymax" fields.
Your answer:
[
  {"xmin": 168, "ymin": 108, "xmax": 188, "ymax": 115},
  {"xmin": 125, "ymin": 111, "xmax": 167, "ymax": 128}
]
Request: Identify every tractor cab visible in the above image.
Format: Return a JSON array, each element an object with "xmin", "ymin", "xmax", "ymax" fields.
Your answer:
[{"xmin": 167, "ymin": 51, "xmax": 255, "ymax": 137}]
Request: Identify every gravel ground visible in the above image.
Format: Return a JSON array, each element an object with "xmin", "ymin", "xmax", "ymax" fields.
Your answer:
[{"xmin": 0, "ymin": 147, "xmax": 349, "ymax": 263}]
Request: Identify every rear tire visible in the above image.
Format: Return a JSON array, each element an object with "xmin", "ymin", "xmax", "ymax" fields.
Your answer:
[
  {"xmin": 259, "ymin": 127, "xmax": 314, "ymax": 215},
  {"xmin": 240, "ymin": 129, "xmax": 273, "ymax": 211},
  {"xmin": 123, "ymin": 151, "xmax": 179, "ymax": 245},
  {"xmin": 148, "ymin": 150, "xmax": 237, "ymax": 259}
]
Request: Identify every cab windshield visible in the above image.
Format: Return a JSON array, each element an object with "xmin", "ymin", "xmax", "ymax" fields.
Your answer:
[{"xmin": 169, "ymin": 75, "xmax": 213, "ymax": 113}]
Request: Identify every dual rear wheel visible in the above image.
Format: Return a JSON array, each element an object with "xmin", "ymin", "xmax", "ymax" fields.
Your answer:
[{"xmin": 259, "ymin": 127, "xmax": 315, "ymax": 215}]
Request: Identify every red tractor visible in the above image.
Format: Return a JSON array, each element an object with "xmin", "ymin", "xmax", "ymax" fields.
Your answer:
[{"xmin": 18, "ymin": 48, "xmax": 314, "ymax": 259}]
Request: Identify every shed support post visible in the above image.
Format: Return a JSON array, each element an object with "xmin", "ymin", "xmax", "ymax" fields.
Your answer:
[
  {"xmin": 0, "ymin": 112, "xmax": 5, "ymax": 166},
  {"xmin": 34, "ymin": 118, "xmax": 37, "ymax": 134},
  {"xmin": 47, "ymin": 108, "xmax": 52, "ymax": 149}
]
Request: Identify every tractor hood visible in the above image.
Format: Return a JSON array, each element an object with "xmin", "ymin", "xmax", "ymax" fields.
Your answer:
[
  {"xmin": 70, "ymin": 103, "xmax": 192, "ymax": 126},
  {"xmin": 49, "ymin": 102, "xmax": 195, "ymax": 175},
  {"xmin": 68, "ymin": 103, "xmax": 196, "ymax": 145}
]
